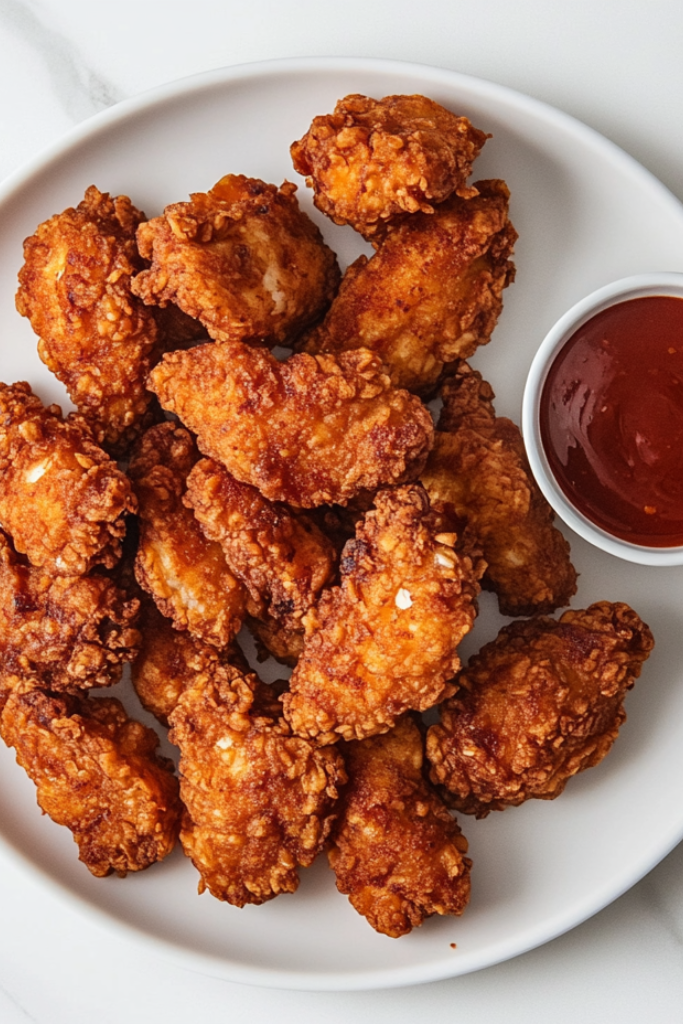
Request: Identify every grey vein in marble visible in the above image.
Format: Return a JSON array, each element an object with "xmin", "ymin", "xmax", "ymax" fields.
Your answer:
[
  {"xmin": 0, "ymin": 979, "xmax": 38, "ymax": 1023},
  {"xmin": 0, "ymin": 0, "xmax": 124, "ymax": 123}
]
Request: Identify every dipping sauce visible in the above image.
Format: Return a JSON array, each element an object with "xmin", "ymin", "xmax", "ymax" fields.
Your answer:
[{"xmin": 540, "ymin": 295, "xmax": 683, "ymax": 547}]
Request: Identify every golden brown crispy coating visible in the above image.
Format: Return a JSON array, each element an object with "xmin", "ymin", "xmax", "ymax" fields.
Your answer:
[
  {"xmin": 15, "ymin": 186, "xmax": 160, "ymax": 455},
  {"xmin": 426, "ymin": 602, "xmax": 654, "ymax": 817},
  {"xmin": 185, "ymin": 458, "xmax": 338, "ymax": 662},
  {"xmin": 131, "ymin": 592, "xmax": 248, "ymax": 726},
  {"xmin": 283, "ymin": 485, "xmax": 484, "ymax": 745},
  {"xmin": 0, "ymin": 382, "xmax": 135, "ymax": 575},
  {"xmin": 421, "ymin": 362, "xmax": 577, "ymax": 616},
  {"xmin": 0, "ymin": 530, "xmax": 139, "ymax": 694},
  {"xmin": 329, "ymin": 716, "xmax": 471, "ymax": 937},
  {"xmin": 131, "ymin": 174, "xmax": 340, "ymax": 347},
  {"xmin": 0, "ymin": 688, "xmax": 180, "ymax": 876},
  {"xmin": 148, "ymin": 342, "xmax": 434, "ymax": 508},
  {"xmin": 169, "ymin": 662, "xmax": 346, "ymax": 906},
  {"xmin": 291, "ymin": 93, "xmax": 489, "ymax": 240},
  {"xmin": 128, "ymin": 423, "xmax": 247, "ymax": 648},
  {"xmin": 299, "ymin": 180, "xmax": 516, "ymax": 395}
]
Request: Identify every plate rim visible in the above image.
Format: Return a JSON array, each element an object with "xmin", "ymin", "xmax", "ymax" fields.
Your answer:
[
  {"xmin": 2, "ymin": 54, "xmax": 683, "ymax": 221},
  {"xmin": 1, "ymin": 53, "xmax": 683, "ymax": 992},
  {"xmin": 3, "ymin": 811, "xmax": 683, "ymax": 992}
]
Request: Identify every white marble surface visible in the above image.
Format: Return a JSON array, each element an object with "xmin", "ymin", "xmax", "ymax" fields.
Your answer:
[{"xmin": 1, "ymin": 1, "xmax": 682, "ymax": 1020}]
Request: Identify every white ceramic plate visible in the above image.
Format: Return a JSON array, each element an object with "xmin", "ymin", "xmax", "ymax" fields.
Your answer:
[{"xmin": 1, "ymin": 56, "xmax": 683, "ymax": 992}]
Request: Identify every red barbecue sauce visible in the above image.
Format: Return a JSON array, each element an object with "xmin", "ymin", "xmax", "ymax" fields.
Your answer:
[{"xmin": 540, "ymin": 295, "xmax": 683, "ymax": 547}]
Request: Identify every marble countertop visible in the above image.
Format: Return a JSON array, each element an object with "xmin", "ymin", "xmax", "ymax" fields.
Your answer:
[{"xmin": 1, "ymin": 2, "xmax": 682, "ymax": 1020}]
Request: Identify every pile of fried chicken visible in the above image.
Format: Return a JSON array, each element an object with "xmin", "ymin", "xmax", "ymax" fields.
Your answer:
[{"xmin": 0, "ymin": 93, "xmax": 653, "ymax": 939}]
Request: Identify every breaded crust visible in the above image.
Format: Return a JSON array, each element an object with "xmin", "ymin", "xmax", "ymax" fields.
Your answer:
[
  {"xmin": 426, "ymin": 602, "xmax": 654, "ymax": 816},
  {"xmin": 291, "ymin": 93, "xmax": 489, "ymax": 240},
  {"xmin": 0, "ymin": 382, "xmax": 135, "ymax": 575},
  {"xmin": 421, "ymin": 361, "xmax": 578, "ymax": 616},
  {"xmin": 15, "ymin": 185, "xmax": 160, "ymax": 454},
  {"xmin": 185, "ymin": 458, "xmax": 337, "ymax": 660},
  {"xmin": 329, "ymin": 716, "xmax": 471, "ymax": 937},
  {"xmin": 300, "ymin": 180, "xmax": 516, "ymax": 394},
  {"xmin": 0, "ymin": 530, "xmax": 139, "ymax": 694},
  {"xmin": 0, "ymin": 689, "xmax": 180, "ymax": 876},
  {"xmin": 169, "ymin": 662, "xmax": 346, "ymax": 906},
  {"xmin": 128, "ymin": 422, "xmax": 247, "ymax": 648},
  {"xmin": 148, "ymin": 342, "xmax": 435, "ymax": 508},
  {"xmin": 283, "ymin": 485, "xmax": 485, "ymax": 744},
  {"xmin": 131, "ymin": 174, "xmax": 340, "ymax": 347},
  {"xmin": 131, "ymin": 592, "xmax": 248, "ymax": 727}
]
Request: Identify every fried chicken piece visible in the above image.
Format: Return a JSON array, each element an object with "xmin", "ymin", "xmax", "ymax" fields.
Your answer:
[
  {"xmin": 131, "ymin": 592, "xmax": 248, "ymax": 726},
  {"xmin": 329, "ymin": 716, "xmax": 471, "ymax": 937},
  {"xmin": 0, "ymin": 382, "xmax": 135, "ymax": 575},
  {"xmin": 291, "ymin": 93, "xmax": 489, "ymax": 241},
  {"xmin": 0, "ymin": 688, "xmax": 180, "ymax": 876},
  {"xmin": 283, "ymin": 485, "xmax": 484, "ymax": 744},
  {"xmin": 420, "ymin": 362, "xmax": 577, "ymax": 616},
  {"xmin": 128, "ymin": 423, "xmax": 247, "ymax": 648},
  {"xmin": 185, "ymin": 458, "xmax": 338, "ymax": 664},
  {"xmin": 299, "ymin": 180, "xmax": 516, "ymax": 395},
  {"xmin": 131, "ymin": 174, "xmax": 340, "ymax": 347},
  {"xmin": 0, "ymin": 529, "xmax": 139, "ymax": 695},
  {"xmin": 426, "ymin": 602, "xmax": 654, "ymax": 817},
  {"xmin": 15, "ymin": 186, "xmax": 160, "ymax": 455},
  {"xmin": 148, "ymin": 342, "xmax": 434, "ymax": 508},
  {"xmin": 169, "ymin": 661, "xmax": 346, "ymax": 906}
]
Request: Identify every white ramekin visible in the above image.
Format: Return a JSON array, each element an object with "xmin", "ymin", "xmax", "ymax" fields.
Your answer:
[{"xmin": 522, "ymin": 272, "xmax": 683, "ymax": 566}]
